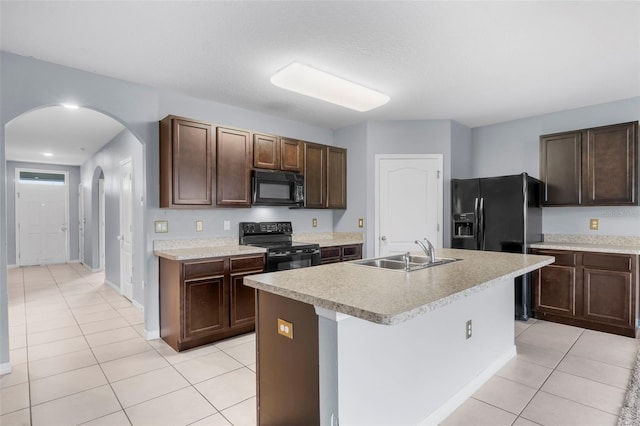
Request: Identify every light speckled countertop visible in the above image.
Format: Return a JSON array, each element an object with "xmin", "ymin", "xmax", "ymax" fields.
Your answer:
[
  {"xmin": 531, "ymin": 234, "xmax": 640, "ymax": 255},
  {"xmin": 153, "ymin": 237, "xmax": 265, "ymax": 260},
  {"xmin": 293, "ymin": 232, "xmax": 363, "ymax": 247},
  {"xmin": 244, "ymin": 249, "xmax": 553, "ymax": 325},
  {"xmin": 530, "ymin": 242, "xmax": 640, "ymax": 255}
]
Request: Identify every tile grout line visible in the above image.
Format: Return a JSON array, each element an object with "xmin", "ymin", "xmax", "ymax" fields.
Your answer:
[{"xmin": 513, "ymin": 325, "xmax": 623, "ymax": 424}]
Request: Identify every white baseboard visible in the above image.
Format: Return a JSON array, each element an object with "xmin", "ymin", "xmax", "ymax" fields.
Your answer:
[
  {"xmin": 7, "ymin": 264, "xmax": 17, "ymax": 270},
  {"xmin": 104, "ymin": 279, "xmax": 120, "ymax": 293},
  {"xmin": 81, "ymin": 262, "xmax": 102, "ymax": 273},
  {"xmin": 145, "ymin": 329, "xmax": 160, "ymax": 340},
  {"xmin": 132, "ymin": 299, "xmax": 144, "ymax": 312},
  {"xmin": 419, "ymin": 345, "xmax": 517, "ymax": 426},
  {"xmin": 0, "ymin": 361, "xmax": 12, "ymax": 375}
]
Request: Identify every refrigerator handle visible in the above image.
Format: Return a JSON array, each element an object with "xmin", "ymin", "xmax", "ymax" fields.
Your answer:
[
  {"xmin": 479, "ymin": 197, "xmax": 485, "ymax": 250},
  {"xmin": 474, "ymin": 198, "xmax": 480, "ymax": 250}
]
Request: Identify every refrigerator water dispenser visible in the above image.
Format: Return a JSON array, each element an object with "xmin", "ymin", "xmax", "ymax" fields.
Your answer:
[{"xmin": 453, "ymin": 213, "xmax": 475, "ymax": 238}]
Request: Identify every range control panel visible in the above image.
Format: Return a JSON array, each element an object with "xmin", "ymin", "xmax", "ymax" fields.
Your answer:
[{"xmin": 240, "ymin": 221, "xmax": 293, "ymax": 235}]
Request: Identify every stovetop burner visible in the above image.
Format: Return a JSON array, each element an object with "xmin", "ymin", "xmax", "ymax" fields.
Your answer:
[{"xmin": 239, "ymin": 221, "xmax": 319, "ymax": 254}]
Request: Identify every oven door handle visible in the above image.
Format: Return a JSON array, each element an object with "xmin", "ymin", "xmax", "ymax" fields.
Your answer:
[{"xmin": 269, "ymin": 253, "xmax": 292, "ymax": 257}]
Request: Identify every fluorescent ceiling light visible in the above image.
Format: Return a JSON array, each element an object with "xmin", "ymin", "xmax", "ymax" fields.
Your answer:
[
  {"xmin": 62, "ymin": 103, "xmax": 79, "ymax": 109},
  {"xmin": 43, "ymin": 152, "xmax": 53, "ymax": 157},
  {"xmin": 270, "ymin": 62, "xmax": 389, "ymax": 112}
]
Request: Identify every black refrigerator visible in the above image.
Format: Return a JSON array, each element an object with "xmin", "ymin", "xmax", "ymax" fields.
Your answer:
[{"xmin": 451, "ymin": 173, "xmax": 542, "ymax": 320}]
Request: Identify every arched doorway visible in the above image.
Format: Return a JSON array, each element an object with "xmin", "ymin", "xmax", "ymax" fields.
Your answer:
[{"xmin": 5, "ymin": 105, "xmax": 146, "ymax": 303}]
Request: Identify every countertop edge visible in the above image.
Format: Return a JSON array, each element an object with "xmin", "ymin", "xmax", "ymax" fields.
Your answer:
[
  {"xmin": 154, "ymin": 246, "xmax": 267, "ymax": 260},
  {"xmin": 245, "ymin": 257, "xmax": 554, "ymax": 326},
  {"xmin": 531, "ymin": 242, "xmax": 640, "ymax": 255}
]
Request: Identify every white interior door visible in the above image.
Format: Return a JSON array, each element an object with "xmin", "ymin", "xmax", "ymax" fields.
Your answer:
[
  {"xmin": 99, "ymin": 179, "xmax": 105, "ymax": 271},
  {"xmin": 120, "ymin": 160, "xmax": 134, "ymax": 300},
  {"xmin": 79, "ymin": 183, "xmax": 84, "ymax": 264},
  {"xmin": 16, "ymin": 169, "xmax": 69, "ymax": 266},
  {"xmin": 375, "ymin": 155, "xmax": 443, "ymax": 257}
]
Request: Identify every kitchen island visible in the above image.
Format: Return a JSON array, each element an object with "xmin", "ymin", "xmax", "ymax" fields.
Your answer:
[{"xmin": 244, "ymin": 248, "xmax": 554, "ymax": 425}]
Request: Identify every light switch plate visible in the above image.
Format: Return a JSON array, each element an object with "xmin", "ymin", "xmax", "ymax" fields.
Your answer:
[
  {"xmin": 277, "ymin": 318, "xmax": 293, "ymax": 339},
  {"xmin": 358, "ymin": 218, "xmax": 364, "ymax": 228},
  {"xmin": 154, "ymin": 220, "xmax": 168, "ymax": 233},
  {"xmin": 223, "ymin": 220, "xmax": 230, "ymax": 231},
  {"xmin": 196, "ymin": 220, "xmax": 204, "ymax": 232},
  {"xmin": 312, "ymin": 218, "xmax": 318, "ymax": 227},
  {"xmin": 590, "ymin": 218, "xmax": 599, "ymax": 230}
]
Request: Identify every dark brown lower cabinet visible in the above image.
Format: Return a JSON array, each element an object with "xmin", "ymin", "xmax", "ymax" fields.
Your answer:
[
  {"xmin": 319, "ymin": 244, "xmax": 363, "ymax": 265},
  {"xmin": 160, "ymin": 254, "xmax": 264, "ymax": 351},
  {"xmin": 256, "ymin": 290, "xmax": 319, "ymax": 425},
  {"xmin": 532, "ymin": 249, "xmax": 638, "ymax": 337}
]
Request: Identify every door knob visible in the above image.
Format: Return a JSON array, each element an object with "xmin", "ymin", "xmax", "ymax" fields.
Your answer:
[{"xmin": 381, "ymin": 236, "xmax": 387, "ymax": 241}]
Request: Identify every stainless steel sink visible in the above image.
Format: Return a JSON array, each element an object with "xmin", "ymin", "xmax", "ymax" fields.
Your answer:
[{"xmin": 352, "ymin": 254, "xmax": 460, "ymax": 272}]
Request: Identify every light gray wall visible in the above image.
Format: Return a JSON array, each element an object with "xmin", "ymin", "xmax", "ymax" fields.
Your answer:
[
  {"xmin": 81, "ymin": 129, "xmax": 145, "ymax": 303},
  {"xmin": 0, "ymin": 125, "xmax": 8, "ymax": 370},
  {"xmin": 471, "ymin": 97, "xmax": 640, "ymax": 236},
  {"xmin": 451, "ymin": 121, "xmax": 473, "ymax": 179},
  {"xmin": 6, "ymin": 161, "xmax": 80, "ymax": 265},
  {"xmin": 333, "ymin": 123, "xmax": 368, "ymax": 234},
  {"xmin": 1, "ymin": 51, "xmax": 336, "ymax": 346}
]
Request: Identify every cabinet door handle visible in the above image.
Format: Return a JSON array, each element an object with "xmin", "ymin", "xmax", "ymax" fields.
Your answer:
[{"xmin": 381, "ymin": 236, "xmax": 387, "ymax": 241}]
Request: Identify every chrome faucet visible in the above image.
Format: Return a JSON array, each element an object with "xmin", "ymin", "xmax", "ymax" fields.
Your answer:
[
  {"xmin": 404, "ymin": 251, "xmax": 411, "ymax": 271},
  {"xmin": 415, "ymin": 238, "xmax": 436, "ymax": 263}
]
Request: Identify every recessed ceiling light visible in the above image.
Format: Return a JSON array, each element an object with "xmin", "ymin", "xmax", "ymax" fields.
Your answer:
[
  {"xmin": 270, "ymin": 62, "xmax": 390, "ymax": 112},
  {"xmin": 61, "ymin": 103, "xmax": 79, "ymax": 109},
  {"xmin": 43, "ymin": 152, "xmax": 54, "ymax": 157}
]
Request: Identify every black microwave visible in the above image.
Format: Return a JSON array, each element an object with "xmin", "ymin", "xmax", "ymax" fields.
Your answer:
[{"xmin": 252, "ymin": 170, "xmax": 304, "ymax": 207}]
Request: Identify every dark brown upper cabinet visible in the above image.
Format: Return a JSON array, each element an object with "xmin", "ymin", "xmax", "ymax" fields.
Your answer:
[
  {"xmin": 304, "ymin": 142, "xmax": 327, "ymax": 208},
  {"xmin": 216, "ymin": 127, "xmax": 252, "ymax": 207},
  {"xmin": 327, "ymin": 147, "xmax": 347, "ymax": 209},
  {"xmin": 253, "ymin": 134, "xmax": 303, "ymax": 173},
  {"xmin": 280, "ymin": 137, "xmax": 304, "ymax": 173},
  {"xmin": 540, "ymin": 121, "xmax": 638, "ymax": 206},
  {"xmin": 540, "ymin": 131, "xmax": 582, "ymax": 206},
  {"xmin": 159, "ymin": 116, "xmax": 213, "ymax": 208},
  {"xmin": 304, "ymin": 143, "xmax": 347, "ymax": 209},
  {"xmin": 253, "ymin": 133, "xmax": 280, "ymax": 170},
  {"xmin": 583, "ymin": 122, "xmax": 638, "ymax": 205}
]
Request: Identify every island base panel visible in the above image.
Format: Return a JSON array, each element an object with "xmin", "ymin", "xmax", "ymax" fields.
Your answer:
[{"xmin": 256, "ymin": 290, "xmax": 319, "ymax": 426}]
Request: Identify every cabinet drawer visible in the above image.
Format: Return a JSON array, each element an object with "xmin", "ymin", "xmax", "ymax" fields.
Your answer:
[
  {"xmin": 342, "ymin": 244, "xmax": 362, "ymax": 260},
  {"xmin": 183, "ymin": 259, "xmax": 225, "ymax": 280},
  {"xmin": 534, "ymin": 250, "xmax": 577, "ymax": 267},
  {"xmin": 320, "ymin": 247, "xmax": 341, "ymax": 261},
  {"xmin": 583, "ymin": 253, "xmax": 632, "ymax": 272},
  {"xmin": 230, "ymin": 255, "xmax": 265, "ymax": 273}
]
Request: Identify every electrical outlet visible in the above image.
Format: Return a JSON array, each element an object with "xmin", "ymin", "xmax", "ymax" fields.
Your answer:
[
  {"xmin": 223, "ymin": 220, "xmax": 230, "ymax": 231},
  {"xmin": 154, "ymin": 220, "xmax": 168, "ymax": 233},
  {"xmin": 358, "ymin": 218, "xmax": 364, "ymax": 228},
  {"xmin": 196, "ymin": 220, "xmax": 204, "ymax": 232},
  {"xmin": 590, "ymin": 218, "xmax": 599, "ymax": 230},
  {"xmin": 466, "ymin": 320, "xmax": 472, "ymax": 339},
  {"xmin": 312, "ymin": 218, "xmax": 318, "ymax": 227},
  {"xmin": 277, "ymin": 318, "xmax": 293, "ymax": 339}
]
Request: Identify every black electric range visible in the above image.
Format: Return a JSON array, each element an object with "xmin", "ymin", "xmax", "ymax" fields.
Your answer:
[{"xmin": 239, "ymin": 222, "xmax": 320, "ymax": 272}]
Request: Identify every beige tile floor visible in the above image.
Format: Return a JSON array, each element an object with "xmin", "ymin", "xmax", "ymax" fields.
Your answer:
[
  {"xmin": 1, "ymin": 264, "xmax": 256, "ymax": 425},
  {"xmin": 442, "ymin": 318, "xmax": 639, "ymax": 426},
  {"xmin": 2, "ymin": 263, "xmax": 639, "ymax": 425}
]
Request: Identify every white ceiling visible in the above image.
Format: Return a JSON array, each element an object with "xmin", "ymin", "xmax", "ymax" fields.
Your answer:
[
  {"xmin": 5, "ymin": 107, "xmax": 124, "ymax": 166},
  {"xmin": 1, "ymin": 1, "xmax": 639, "ymax": 149}
]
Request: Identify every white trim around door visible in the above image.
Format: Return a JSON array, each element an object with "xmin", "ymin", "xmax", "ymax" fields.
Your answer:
[{"xmin": 374, "ymin": 154, "xmax": 444, "ymax": 257}]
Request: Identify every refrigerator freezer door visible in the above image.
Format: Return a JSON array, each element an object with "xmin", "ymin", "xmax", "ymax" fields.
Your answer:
[
  {"xmin": 451, "ymin": 179, "xmax": 480, "ymax": 250},
  {"xmin": 479, "ymin": 175, "xmax": 526, "ymax": 253}
]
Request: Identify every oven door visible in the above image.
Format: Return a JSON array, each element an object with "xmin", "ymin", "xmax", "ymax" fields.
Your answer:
[{"xmin": 267, "ymin": 250, "xmax": 320, "ymax": 272}]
